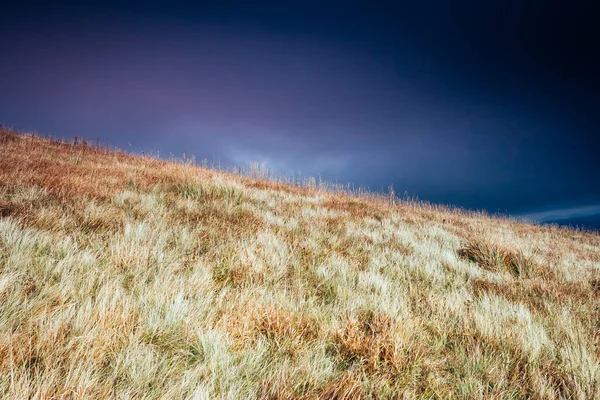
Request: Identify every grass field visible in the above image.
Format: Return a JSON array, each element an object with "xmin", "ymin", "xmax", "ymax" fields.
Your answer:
[{"xmin": 1, "ymin": 128, "xmax": 599, "ymax": 399}]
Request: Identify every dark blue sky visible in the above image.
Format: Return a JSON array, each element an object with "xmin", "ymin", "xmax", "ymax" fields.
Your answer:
[{"xmin": 1, "ymin": 1, "xmax": 599, "ymax": 224}]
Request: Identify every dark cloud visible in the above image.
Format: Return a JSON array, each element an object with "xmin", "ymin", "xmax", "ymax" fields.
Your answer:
[{"xmin": 1, "ymin": 0, "xmax": 599, "ymax": 214}]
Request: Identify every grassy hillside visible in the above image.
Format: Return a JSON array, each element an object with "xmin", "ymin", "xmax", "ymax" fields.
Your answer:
[{"xmin": 1, "ymin": 128, "xmax": 599, "ymax": 399}]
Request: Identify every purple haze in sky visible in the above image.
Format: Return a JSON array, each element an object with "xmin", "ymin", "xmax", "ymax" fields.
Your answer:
[{"xmin": 1, "ymin": 1, "xmax": 599, "ymax": 223}]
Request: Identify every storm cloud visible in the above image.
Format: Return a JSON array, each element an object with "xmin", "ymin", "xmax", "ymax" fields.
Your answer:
[{"xmin": 1, "ymin": 1, "xmax": 598, "ymax": 218}]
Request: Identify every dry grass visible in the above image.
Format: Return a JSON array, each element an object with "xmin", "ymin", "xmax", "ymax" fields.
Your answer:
[
  {"xmin": 1, "ymin": 128, "xmax": 600, "ymax": 399},
  {"xmin": 457, "ymin": 236, "xmax": 548, "ymax": 278}
]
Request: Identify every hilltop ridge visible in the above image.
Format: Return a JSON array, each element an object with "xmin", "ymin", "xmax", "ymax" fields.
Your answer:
[{"xmin": 1, "ymin": 128, "xmax": 599, "ymax": 399}]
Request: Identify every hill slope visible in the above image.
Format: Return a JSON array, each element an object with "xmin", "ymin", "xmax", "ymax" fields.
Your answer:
[{"xmin": 1, "ymin": 128, "xmax": 599, "ymax": 399}]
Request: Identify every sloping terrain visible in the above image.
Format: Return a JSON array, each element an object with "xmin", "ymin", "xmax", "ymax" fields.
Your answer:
[{"xmin": 1, "ymin": 128, "xmax": 599, "ymax": 399}]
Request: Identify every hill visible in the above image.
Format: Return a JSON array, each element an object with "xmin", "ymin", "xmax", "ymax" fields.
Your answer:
[{"xmin": 1, "ymin": 128, "xmax": 599, "ymax": 399}]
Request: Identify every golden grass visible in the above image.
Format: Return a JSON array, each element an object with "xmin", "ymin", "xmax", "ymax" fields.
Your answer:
[{"xmin": 1, "ymin": 128, "xmax": 599, "ymax": 399}]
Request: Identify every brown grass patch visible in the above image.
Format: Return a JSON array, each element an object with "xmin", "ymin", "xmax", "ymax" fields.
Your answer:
[
  {"xmin": 253, "ymin": 308, "xmax": 319, "ymax": 344},
  {"xmin": 471, "ymin": 278, "xmax": 600, "ymax": 314},
  {"xmin": 0, "ymin": 129, "xmax": 20, "ymax": 143},
  {"xmin": 0, "ymin": 200, "xmax": 23, "ymax": 219},
  {"xmin": 458, "ymin": 236, "xmax": 547, "ymax": 278},
  {"xmin": 319, "ymin": 371, "xmax": 365, "ymax": 400},
  {"xmin": 322, "ymin": 198, "xmax": 384, "ymax": 220},
  {"xmin": 330, "ymin": 311, "xmax": 397, "ymax": 374},
  {"xmin": 174, "ymin": 205, "xmax": 265, "ymax": 237}
]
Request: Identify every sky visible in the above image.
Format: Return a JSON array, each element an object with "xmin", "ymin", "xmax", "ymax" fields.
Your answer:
[{"xmin": 1, "ymin": 1, "xmax": 599, "ymax": 228}]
